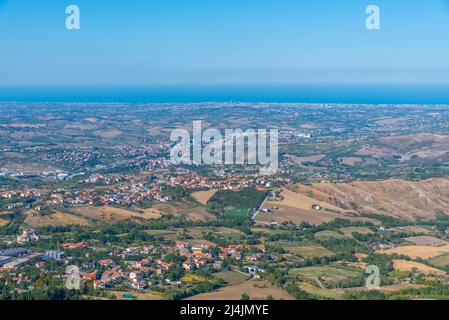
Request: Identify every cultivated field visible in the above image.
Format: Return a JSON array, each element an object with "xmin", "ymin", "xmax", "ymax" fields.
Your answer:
[
  {"xmin": 186, "ymin": 280, "xmax": 295, "ymax": 300},
  {"xmin": 0, "ymin": 218, "xmax": 9, "ymax": 227},
  {"xmin": 145, "ymin": 229, "xmax": 179, "ymax": 241},
  {"xmin": 392, "ymin": 226, "xmax": 434, "ymax": 235},
  {"xmin": 289, "ymin": 266, "xmax": 362, "ymax": 287},
  {"xmin": 296, "ymin": 178, "xmax": 449, "ymax": 220},
  {"xmin": 71, "ymin": 206, "xmax": 161, "ymax": 224},
  {"xmin": 257, "ymin": 189, "xmax": 374, "ymax": 225},
  {"xmin": 392, "ymin": 259, "xmax": 446, "ymax": 275},
  {"xmin": 379, "ymin": 133, "xmax": 449, "ymax": 161},
  {"xmin": 152, "ymin": 202, "xmax": 215, "ymax": 221},
  {"xmin": 430, "ymin": 253, "xmax": 449, "ymax": 267},
  {"xmin": 24, "ymin": 210, "xmax": 90, "ymax": 227},
  {"xmin": 93, "ymin": 129, "xmax": 123, "ymax": 138},
  {"xmin": 192, "ymin": 189, "xmax": 218, "ymax": 205},
  {"xmin": 380, "ymin": 244, "xmax": 449, "ymax": 260},
  {"xmin": 405, "ymin": 236, "xmax": 448, "ymax": 246}
]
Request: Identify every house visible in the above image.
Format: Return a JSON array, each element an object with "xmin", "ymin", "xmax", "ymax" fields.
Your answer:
[
  {"xmin": 99, "ymin": 259, "xmax": 114, "ymax": 267},
  {"xmin": 182, "ymin": 260, "xmax": 196, "ymax": 271},
  {"xmin": 17, "ymin": 229, "xmax": 39, "ymax": 244},
  {"xmin": 131, "ymin": 281, "xmax": 147, "ymax": 290},
  {"xmin": 93, "ymin": 280, "xmax": 106, "ymax": 289},
  {"xmin": 231, "ymin": 252, "xmax": 242, "ymax": 260},
  {"xmin": 101, "ymin": 270, "xmax": 114, "ymax": 280},
  {"xmin": 213, "ymin": 261, "xmax": 224, "ymax": 270},
  {"xmin": 43, "ymin": 249, "xmax": 64, "ymax": 261},
  {"xmin": 63, "ymin": 242, "xmax": 87, "ymax": 250},
  {"xmin": 178, "ymin": 248, "xmax": 190, "ymax": 257},
  {"xmin": 156, "ymin": 268, "xmax": 166, "ymax": 276},
  {"xmin": 111, "ymin": 273, "xmax": 122, "ymax": 282},
  {"xmin": 133, "ymin": 259, "xmax": 151, "ymax": 268},
  {"xmin": 191, "ymin": 244, "xmax": 210, "ymax": 251},
  {"xmin": 175, "ymin": 241, "xmax": 189, "ymax": 248},
  {"xmin": 194, "ymin": 258, "xmax": 207, "ymax": 268},
  {"xmin": 218, "ymin": 252, "xmax": 227, "ymax": 260},
  {"xmin": 129, "ymin": 271, "xmax": 143, "ymax": 282},
  {"xmin": 82, "ymin": 271, "xmax": 97, "ymax": 281}
]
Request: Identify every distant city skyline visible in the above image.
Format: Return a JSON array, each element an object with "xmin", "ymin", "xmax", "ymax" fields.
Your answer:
[{"xmin": 1, "ymin": 0, "xmax": 449, "ymax": 87}]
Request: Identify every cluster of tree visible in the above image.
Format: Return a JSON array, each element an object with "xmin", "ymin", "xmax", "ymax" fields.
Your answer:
[
  {"xmin": 162, "ymin": 185, "xmax": 191, "ymax": 201},
  {"xmin": 207, "ymin": 188, "xmax": 266, "ymax": 214}
]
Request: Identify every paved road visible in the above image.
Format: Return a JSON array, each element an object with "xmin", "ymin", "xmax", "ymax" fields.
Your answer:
[{"xmin": 252, "ymin": 194, "xmax": 270, "ymax": 221}]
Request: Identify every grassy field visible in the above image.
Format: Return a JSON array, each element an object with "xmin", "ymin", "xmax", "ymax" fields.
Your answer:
[
  {"xmin": 283, "ymin": 245, "xmax": 333, "ymax": 259},
  {"xmin": 289, "ymin": 266, "xmax": 362, "ymax": 287},
  {"xmin": 294, "ymin": 275, "xmax": 428, "ymax": 299},
  {"xmin": 182, "ymin": 273, "xmax": 209, "ymax": 284},
  {"xmin": 188, "ymin": 226, "xmax": 244, "ymax": 239},
  {"xmin": 145, "ymin": 229, "xmax": 180, "ymax": 240},
  {"xmin": 223, "ymin": 208, "xmax": 249, "ymax": 218},
  {"xmin": 335, "ymin": 283, "xmax": 427, "ymax": 295},
  {"xmin": 299, "ymin": 281, "xmax": 345, "ymax": 299},
  {"xmin": 314, "ymin": 230, "xmax": 347, "ymax": 240},
  {"xmin": 340, "ymin": 227, "xmax": 373, "ymax": 237},
  {"xmin": 214, "ymin": 270, "xmax": 250, "ymax": 285},
  {"xmin": 392, "ymin": 225, "xmax": 434, "ymax": 235},
  {"xmin": 145, "ymin": 226, "xmax": 243, "ymax": 244}
]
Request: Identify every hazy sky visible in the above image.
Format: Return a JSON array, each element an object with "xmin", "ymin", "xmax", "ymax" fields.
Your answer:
[{"xmin": 1, "ymin": 0, "xmax": 449, "ymax": 86}]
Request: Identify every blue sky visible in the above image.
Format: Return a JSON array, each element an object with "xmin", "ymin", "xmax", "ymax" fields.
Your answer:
[{"xmin": 1, "ymin": 0, "xmax": 449, "ymax": 86}]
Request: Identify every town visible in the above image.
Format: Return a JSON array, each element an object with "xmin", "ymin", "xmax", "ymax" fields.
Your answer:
[{"xmin": 3, "ymin": 102, "xmax": 449, "ymax": 300}]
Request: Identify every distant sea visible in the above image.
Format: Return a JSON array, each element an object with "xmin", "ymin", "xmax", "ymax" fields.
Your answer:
[{"xmin": 1, "ymin": 85, "xmax": 449, "ymax": 104}]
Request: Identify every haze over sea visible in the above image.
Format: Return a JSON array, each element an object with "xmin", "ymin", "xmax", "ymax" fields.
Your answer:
[{"xmin": 1, "ymin": 85, "xmax": 449, "ymax": 104}]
